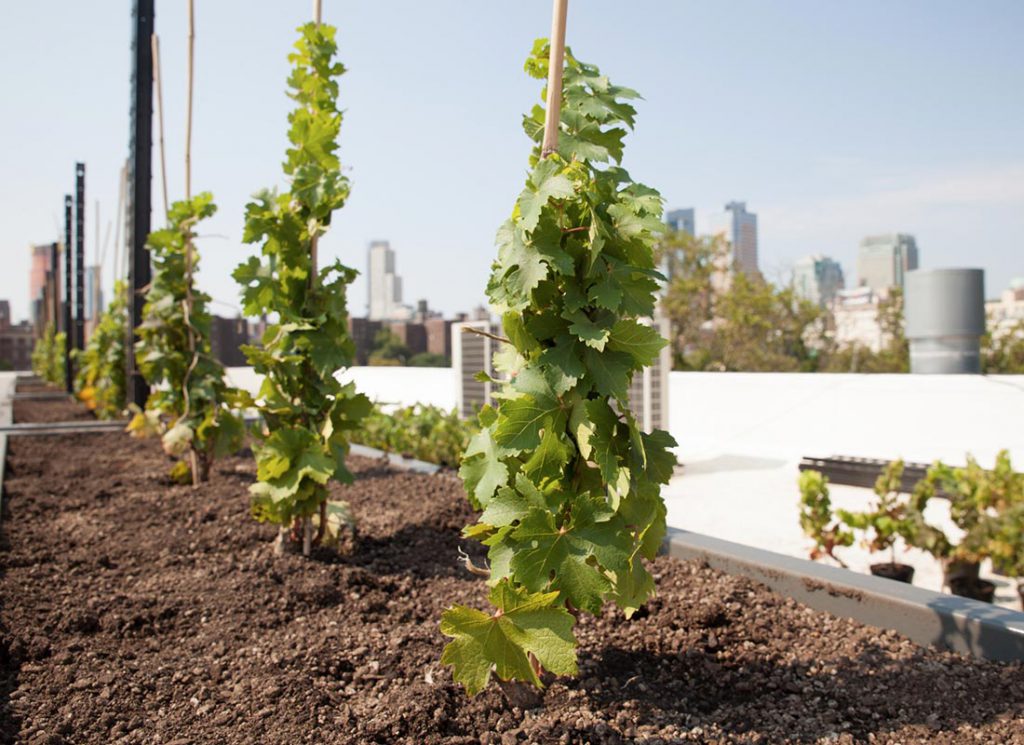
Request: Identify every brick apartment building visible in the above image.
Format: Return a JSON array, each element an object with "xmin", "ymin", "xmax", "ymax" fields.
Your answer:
[{"xmin": 0, "ymin": 301, "xmax": 34, "ymax": 370}]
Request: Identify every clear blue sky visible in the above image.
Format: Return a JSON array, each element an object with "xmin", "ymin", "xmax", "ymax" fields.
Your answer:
[{"xmin": 2, "ymin": 0, "xmax": 1022, "ymax": 322}]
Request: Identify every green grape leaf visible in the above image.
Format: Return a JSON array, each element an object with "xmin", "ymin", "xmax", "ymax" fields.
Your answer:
[
  {"xmin": 607, "ymin": 319, "xmax": 666, "ymax": 367},
  {"xmin": 517, "ymin": 159, "xmax": 575, "ymax": 233},
  {"xmin": 493, "ymin": 389, "xmax": 565, "ymax": 453},
  {"xmin": 460, "ymin": 426, "xmax": 511, "ymax": 508},
  {"xmin": 564, "ymin": 310, "xmax": 610, "ymax": 351},
  {"xmin": 522, "ymin": 421, "xmax": 573, "ymax": 480},
  {"xmin": 609, "ymin": 559, "xmax": 655, "ymax": 618},
  {"xmin": 509, "ymin": 498, "xmax": 632, "ymax": 614},
  {"xmin": 440, "ymin": 580, "xmax": 577, "ymax": 696},
  {"xmin": 583, "ymin": 347, "xmax": 633, "ymax": 402}
]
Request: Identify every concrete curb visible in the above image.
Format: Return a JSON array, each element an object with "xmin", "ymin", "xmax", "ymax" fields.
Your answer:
[
  {"xmin": 664, "ymin": 527, "xmax": 1024, "ymax": 663},
  {"xmin": 0, "ymin": 420, "xmax": 127, "ymax": 436},
  {"xmin": 0, "ymin": 378, "xmax": 11, "ymax": 521},
  {"xmin": 349, "ymin": 443, "xmax": 444, "ymax": 475}
]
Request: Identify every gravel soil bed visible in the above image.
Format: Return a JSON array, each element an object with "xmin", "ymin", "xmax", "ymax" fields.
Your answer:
[{"xmin": 1, "ymin": 394, "xmax": 1022, "ymax": 744}]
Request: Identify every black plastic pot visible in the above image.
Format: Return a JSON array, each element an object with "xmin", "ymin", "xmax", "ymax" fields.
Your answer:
[
  {"xmin": 870, "ymin": 562, "xmax": 915, "ymax": 584},
  {"xmin": 949, "ymin": 577, "xmax": 996, "ymax": 603},
  {"xmin": 942, "ymin": 558, "xmax": 980, "ymax": 587}
]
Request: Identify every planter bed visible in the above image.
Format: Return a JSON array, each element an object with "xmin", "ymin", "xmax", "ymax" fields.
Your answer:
[{"xmin": 1, "ymin": 397, "xmax": 1022, "ymax": 744}]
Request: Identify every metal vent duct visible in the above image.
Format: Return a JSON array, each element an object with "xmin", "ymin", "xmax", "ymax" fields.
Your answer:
[{"xmin": 904, "ymin": 268, "xmax": 985, "ymax": 374}]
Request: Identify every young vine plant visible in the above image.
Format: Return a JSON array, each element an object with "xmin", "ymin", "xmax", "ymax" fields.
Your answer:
[
  {"xmin": 74, "ymin": 281, "xmax": 128, "ymax": 420},
  {"xmin": 131, "ymin": 194, "xmax": 244, "ymax": 483},
  {"xmin": 31, "ymin": 322, "xmax": 66, "ymax": 387},
  {"xmin": 440, "ymin": 40, "xmax": 676, "ymax": 695},
  {"xmin": 233, "ymin": 23, "xmax": 370, "ymax": 554}
]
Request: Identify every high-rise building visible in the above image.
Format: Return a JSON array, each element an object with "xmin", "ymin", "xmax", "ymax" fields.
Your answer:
[
  {"xmin": 29, "ymin": 243, "xmax": 55, "ymax": 329},
  {"xmin": 665, "ymin": 208, "xmax": 695, "ymax": 236},
  {"xmin": 856, "ymin": 234, "xmax": 919, "ymax": 294},
  {"xmin": 709, "ymin": 201, "xmax": 758, "ymax": 275},
  {"xmin": 367, "ymin": 240, "xmax": 404, "ymax": 321},
  {"xmin": 85, "ymin": 265, "xmax": 103, "ymax": 322},
  {"xmin": 793, "ymin": 255, "xmax": 845, "ymax": 307},
  {"xmin": 0, "ymin": 299, "xmax": 34, "ymax": 370}
]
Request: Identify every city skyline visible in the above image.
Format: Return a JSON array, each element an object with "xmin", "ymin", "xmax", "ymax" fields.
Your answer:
[{"xmin": 1, "ymin": 1, "xmax": 1022, "ymax": 322}]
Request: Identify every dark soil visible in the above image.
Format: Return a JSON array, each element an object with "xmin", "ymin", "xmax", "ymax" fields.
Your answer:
[
  {"xmin": 949, "ymin": 578, "xmax": 997, "ymax": 604},
  {"xmin": 1, "ymin": 394, "xmax": 1022, "ymax": 744},
  {"xmin": 868, "ymin": 563, "xmax": 915, "ymax": 585}
]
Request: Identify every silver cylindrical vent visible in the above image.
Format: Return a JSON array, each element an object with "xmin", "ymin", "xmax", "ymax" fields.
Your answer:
[{"xmin": 904, "ymin": 268, "xmax": 985, "ymax": 374}]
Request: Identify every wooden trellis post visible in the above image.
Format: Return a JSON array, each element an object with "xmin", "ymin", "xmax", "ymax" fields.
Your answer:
[
  {"xmin": 152, "ymin": 33, "xmax": 170, "ymax": 222},
  {"xmin": 541, "ymin": 0, "xmax": 568, "ymax": 158}
]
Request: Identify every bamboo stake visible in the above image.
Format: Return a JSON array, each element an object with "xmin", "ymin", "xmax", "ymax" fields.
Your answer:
[
  {"xmin": 541, "ymin": 0, "xmax": 569, "ymax": 158},
  {"xmin": 182, "ymin": 0, "xmax": 200, "ymax": 487},
  {"xmin": 302, "ymin": 0, "xmax": 324, "ymax": 556},
  {"xmin": 151, "ymin": 34, "xmax": 170, "ymax": 223},
  {"xmin": 308, "ymin": 0, "xmax": 322, "ymax": 286},
  {"xmin": 185, "ymin": 0, "xmax": 194, "ymax": 201},
  {"xmin": 113, "ymin": 163, "xmax": 126, "ymax": 286}
]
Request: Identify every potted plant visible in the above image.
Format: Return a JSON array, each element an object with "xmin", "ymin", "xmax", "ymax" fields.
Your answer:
[
  {"xmin": 798, "ymin": 470, "xmax": 854, "ymax": 568},
  {"xmin": 906, "ymin": 452, "xmax": 1022, "ymax": 602},
  {"xmin": 986, "ymin": 502, "xmax": 1024, "ymax": 610},
  {"xmin": 902, "ymin": 461, "xmax": 990, "ymax": 600},
  {"xmin": 837, "ymin": 460, "xmax": 916, "ymax": 583}
]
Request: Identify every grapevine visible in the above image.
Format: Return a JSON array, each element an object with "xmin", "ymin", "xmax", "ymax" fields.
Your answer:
[
  {"xmin": 74, "ymin": 281, "xmax": 128, "ymax": 419},
  {"xmin": 233, "ymin": 23, "xmax": 370, "ymax": 555},
  {"xmin": 131, "ymin": 194, "xmax": 244, "ymax": 483},
  {"xmin": 440, "ymin": 39, "xmax": 676, "ymax": 695},
  {"xmin": 31, "ymin": 323, "xmax": 66, "ymax": 387}
]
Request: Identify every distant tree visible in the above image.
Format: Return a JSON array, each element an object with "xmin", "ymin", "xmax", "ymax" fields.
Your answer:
[
  {"xmin": 408, "ymin": 352, "xmax": 450, "ymax": 367},
  {"xmin": 982, "ymin": 317, "xmax": 1024, "ymax": 374},
  {"xmin": 656, "ymin": 230, "xmax": 721, "ymax": 370},
  {"xmin": 712, "ymin": 272, "xmax": 824, "ymax": 372},
  {"xmin": 368, "ymin": 328, "xmax": 410, "ymax": 366},
  {"xmin": 658, "ymin": 229, "xmax": 824, "ymax": 371}
]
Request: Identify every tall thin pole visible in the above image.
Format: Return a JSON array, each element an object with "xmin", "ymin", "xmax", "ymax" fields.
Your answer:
[
  {"xmin": 74, "ymin": 162, "xmax": 86, "ymax": 352},
  {"xmin": 185, "ymin": 0, "xmax": 194, "ymax": 201},
  {"xmin": 127, "ymin": 0, "xmax": 155, "ymax": 409},
  {"xmin": 152, "ymin": 34, "xmax": 169, "ymax": 223},
  {"xmin": 63, "ymin": 195, "xmax": 73, "ymax": 392},
  {"xmin": 49, "ymin": 242, "xmax": 59, "ymax": 333},
  {"xmin": 308, "ymin": 0, "xmax": 322, "ymax": 285},
  {"xmin": 94, "ymin": 200, "xmax": 100, "ymax": 323},
  {"xmin": 541, "ymin": 0, "xmax": 568, "ymax": 158},
  {"xmin": 182, "ymin": 0, "xmax": 200, "ymax": 486},
  {"xmin": 113, "ymin": 162, "xmax": 126, "ymax": 286},
  {"xmin": 304, "ymin": 0, "xmax": 323, "ymax": 556}
]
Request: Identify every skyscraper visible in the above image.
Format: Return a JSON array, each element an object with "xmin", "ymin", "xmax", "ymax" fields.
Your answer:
[
  {"xmin": 856, "ymin": 234, "xmax": 919, "ymax": 293},
  {"xmin": 367, "ymin": 240, "xmax": 404, "ymax": 321},
  {"xmin": 793, "ymin": 255, "xmax": 845, "ymax": 307},
  {"xmin": 29, "ymin": 243, "xmax": 54, "ymax": 329},
  {"xmin": 710, "ymin": 201, "xmax": 758, "ymax": 275},
  {"xmin": 85, "ymin": 265, "xmax": 103, "ymax": 322},
  {"xmin": 665, "ymin": 208, "xmax": 695, "ymax": 236}
]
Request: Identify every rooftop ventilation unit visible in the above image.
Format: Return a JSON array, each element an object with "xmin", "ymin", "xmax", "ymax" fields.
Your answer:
[
  {"xmin": 905, "ymin": 268, "xmax": 985, "ymax": 374},
  {"xmin": 453, "ymin": 317, "xmax": 671, "ymax": 433}
]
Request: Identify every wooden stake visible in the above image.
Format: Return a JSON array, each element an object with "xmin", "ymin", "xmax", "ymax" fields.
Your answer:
[
  {"xmin": 113, "ymin": 163, "xmax": 126, "ymax": 285},
  {"xmin": 309, "ymin": 0, "xmax": 322, "ymax": 284},
  {"xmin": 541, "ymin": 0, "xmax": 569, "ymax": 158},
  {"xmin": 183, "ymin": 0, "xmax": 199, "ymax": 487},
  {"xmin": 185, "ymin": 0, "xmax": 195, "ymax": 201},
  {"xmin": 151, "ymin": 34, "xmax": 170, "ymax": 222}
]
